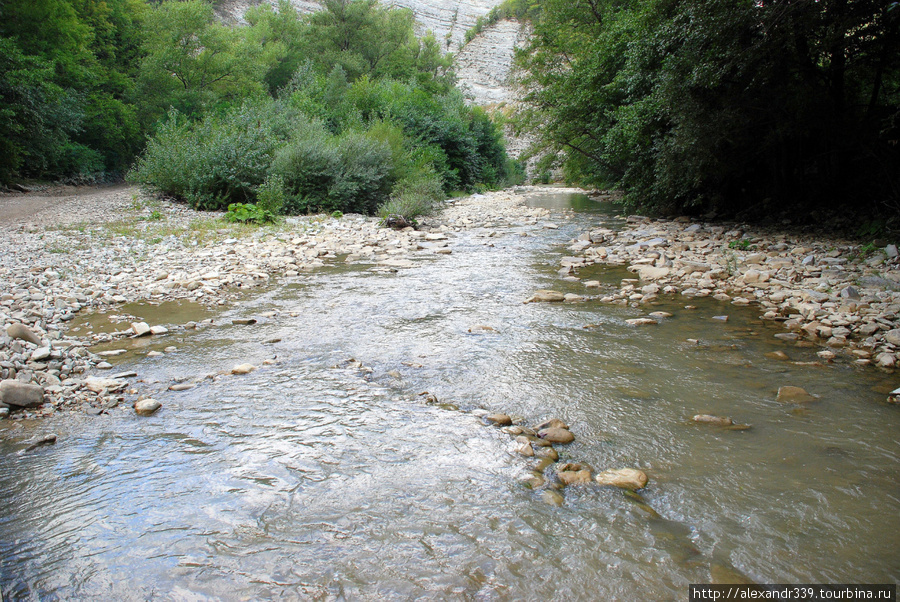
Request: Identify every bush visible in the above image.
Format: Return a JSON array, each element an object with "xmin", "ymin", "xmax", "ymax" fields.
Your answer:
[
  {"xmin": 129, "ymin": 100, "xmax": 287, "ymax": 210},
  {"xmin": 271, "ymin": 121, "xmax": 395, "ymax": 215},
  {"xmin": 377, "ymin": 168, "xmax": 443, "ymax": 222},
  {"xmin": 255, "ymin": 174, "xmax": 287, "ymax": 215},
  {"xmin": 223, "ymin": 202, "xmax": 278, "ymax": 224}
]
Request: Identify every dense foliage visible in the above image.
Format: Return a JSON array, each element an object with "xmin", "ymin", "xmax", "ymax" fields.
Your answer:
[
  {"xmin": 515, "ymin": 0, "xmax": 900, "ymax": 220},
  {"xmin": 0, "ymin": 0, "xmax": 146, "ymax": 182},
  {"xmin": 2, "ymin": 0, "xmax": 516, "ymax": 218}
]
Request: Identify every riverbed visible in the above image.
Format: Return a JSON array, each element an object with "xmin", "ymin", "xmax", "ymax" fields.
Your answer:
[{"xmin": 1, "ymin": 190, "xmax": 898, "ymax": 600}]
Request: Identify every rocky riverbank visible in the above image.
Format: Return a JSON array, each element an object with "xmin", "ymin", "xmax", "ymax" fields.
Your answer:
[
  {"xmin": 0, "ymin": 186, "xmax": 550, "ymax": 419},
  {"xmin": 1, "ymin": 184, "xmax": 898, "ymax": 421},
  {"xmin": 564, "ymin": 205, "xmax": 900, "ymax": 370}
]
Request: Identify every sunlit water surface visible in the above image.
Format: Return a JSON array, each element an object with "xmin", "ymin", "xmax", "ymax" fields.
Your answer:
[{"xmin": 1, "ymin": 191, "xmax": 898, "ymax": 600}]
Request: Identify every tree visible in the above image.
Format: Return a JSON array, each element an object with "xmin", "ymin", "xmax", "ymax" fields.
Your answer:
[
  {"xmin": 137, "ymin": 0, "xmax": 269, "ymax": 121},
  {"xmin": 515, "ymin": 0, "xmax": 900, "ymax": 219}
]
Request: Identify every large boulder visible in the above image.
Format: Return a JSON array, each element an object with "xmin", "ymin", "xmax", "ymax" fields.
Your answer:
[{"xmin": 0, "ymin": 380, "xmax": 44, "ymax": 408}]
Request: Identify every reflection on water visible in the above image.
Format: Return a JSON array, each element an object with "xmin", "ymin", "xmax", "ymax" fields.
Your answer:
[{"xmin": 1, "ymin": 191, "xmax": 898, "ymax": 600}]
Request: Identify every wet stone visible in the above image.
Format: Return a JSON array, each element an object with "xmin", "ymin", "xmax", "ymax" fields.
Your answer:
[
  {"xmin": 557, "ymin": 462, "xmax": 592, "ymax": 486},
  {"xmin": 595, "ymin": 468, "xmax": 649, "ymax": 490},
  {"xmin": 134, "ymin": 398, "xmax": 161, "ymax": 416},
  {"xmin": 541, "ymin": 490, "xmax": 565, "ymax": 506},
  {"xmin": 485, "ymin": 413, "xmax": 512, "ymax": 427},
  {"xmin": 527, "ymin": 290, "xmax": 565, "ymax": 303},
  {"xmin": 692, "ymin": 414, "xmax": 733, "ymax": 426},
  {"xmin": 776, "ymin": 386, "xmax": 818, "ymax": 404},
  {"xmin": 539, "ymin": 427, "xmax": 575, "ymax": 444}
]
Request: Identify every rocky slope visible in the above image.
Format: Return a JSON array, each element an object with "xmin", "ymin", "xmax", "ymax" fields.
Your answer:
[{"xmin": 454, "ymin": 18, "xmax": 528, "ymax": 107}]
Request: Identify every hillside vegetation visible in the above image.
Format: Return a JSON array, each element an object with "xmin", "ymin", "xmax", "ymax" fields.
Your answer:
[
  {"xmin": 513, "ymin": 0, "xmax": 900, "ymax": 226},
  {"xmin": 1, "ymin": 0, "xmax": 519, "ymax": 218}
]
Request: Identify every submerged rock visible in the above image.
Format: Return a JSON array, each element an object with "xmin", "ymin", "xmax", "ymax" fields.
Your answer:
[
  {"xmin": 541, "ymin": 490, "xmax": 565, "ymax": 506},
  {"xmin": 535, "ymin": 446, "xmax": 559, "ymax": 462},
  {"xmin": 168, "ymin": 383, "xmax": 196, "ymax": 391},
  {"xmin": 776, "ymin": 386, "xmax": 818, "ymax": 403},
  {"xmin": 20, "ymin": 433, "xmax": 57, "ymax": 453},
  {"xmin": 626, "ymin": 318, "xmax": 658, "ymax": 326},
  {"xmin": 692, "ymin": 414, "xmax": 733, "ymax": 426},
  {"xmin": 535, "ymin": 418, "xmax": 568, "ymax": 431},
  {"xmin": 595, "ymin": 468, "xmax": 649, "ymax": 490}
]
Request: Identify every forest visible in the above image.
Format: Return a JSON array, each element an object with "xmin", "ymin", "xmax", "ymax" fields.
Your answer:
[
  {"xmin": 514, "ymin": 0, "xmax": 900, "ymax": 224},
  {"xmin": 0, "ymin": 0, "xmax": 517, "ymax": 219},
  {"xmin": 3, "ymin": 0, "xmax": 899, "ymax": 225}
]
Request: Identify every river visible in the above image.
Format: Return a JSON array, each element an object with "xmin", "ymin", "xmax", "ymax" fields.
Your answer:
[{"xmin": 1, "ymin": 190, "xmax": 898, "ymax": 600}]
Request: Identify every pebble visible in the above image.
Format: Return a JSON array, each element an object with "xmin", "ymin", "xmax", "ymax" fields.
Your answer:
[{"xmin": 231, "ymin": 364, "xmax": 257, "ymax": 375}]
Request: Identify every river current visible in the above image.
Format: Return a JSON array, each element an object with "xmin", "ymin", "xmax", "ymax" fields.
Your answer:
[{"xmin": 1, "ymin": 191, "xmax": 897, "ymax": 600}]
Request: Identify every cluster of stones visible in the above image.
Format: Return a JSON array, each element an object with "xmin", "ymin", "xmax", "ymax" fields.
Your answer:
[
  {"xmin": 481, "ymin": 412, "xmax": 649, "ymax": 507},
  {"xmin": 561, "ymin": 214, "xmax": 900, "ymax": 369},
  {"xmin": 0, "ymin": 187, "xmax": 552, "ymax": 420}
]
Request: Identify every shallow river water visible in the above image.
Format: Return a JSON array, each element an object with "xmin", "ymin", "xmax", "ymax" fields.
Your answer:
[{"xmin": 1, "ymin": 191, "xmax": 898, "ymax": 600}]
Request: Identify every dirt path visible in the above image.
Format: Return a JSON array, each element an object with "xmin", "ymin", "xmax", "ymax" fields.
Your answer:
[{"xmin": 0, "ymin": 184, "xmax": 137, "ymax": 228}]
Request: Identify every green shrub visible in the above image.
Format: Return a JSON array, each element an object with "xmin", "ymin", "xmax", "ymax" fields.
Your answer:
[
  {"xmin": 223, "ymin": 202, "xmax": 278, "ymax": 224},
  {"xmin": 129, "ymin": 100, "xmax": 286, "ymax": 210},
  {"xmin": 255, "ymin": 174, "xmax": 287, "ymax": 215},
  {"xmin": 271, "ymin": 121, "xmax": 395, "ymax": 215},
  {"xmin": 377, "ymin": 168, "xmax": 443, "ymax": 222}
]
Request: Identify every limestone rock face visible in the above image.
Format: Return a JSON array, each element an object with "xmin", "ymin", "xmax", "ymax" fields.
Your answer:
[{"xmin": 454, "ymin": 19, "xmax": 528, "ymax": 106}]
